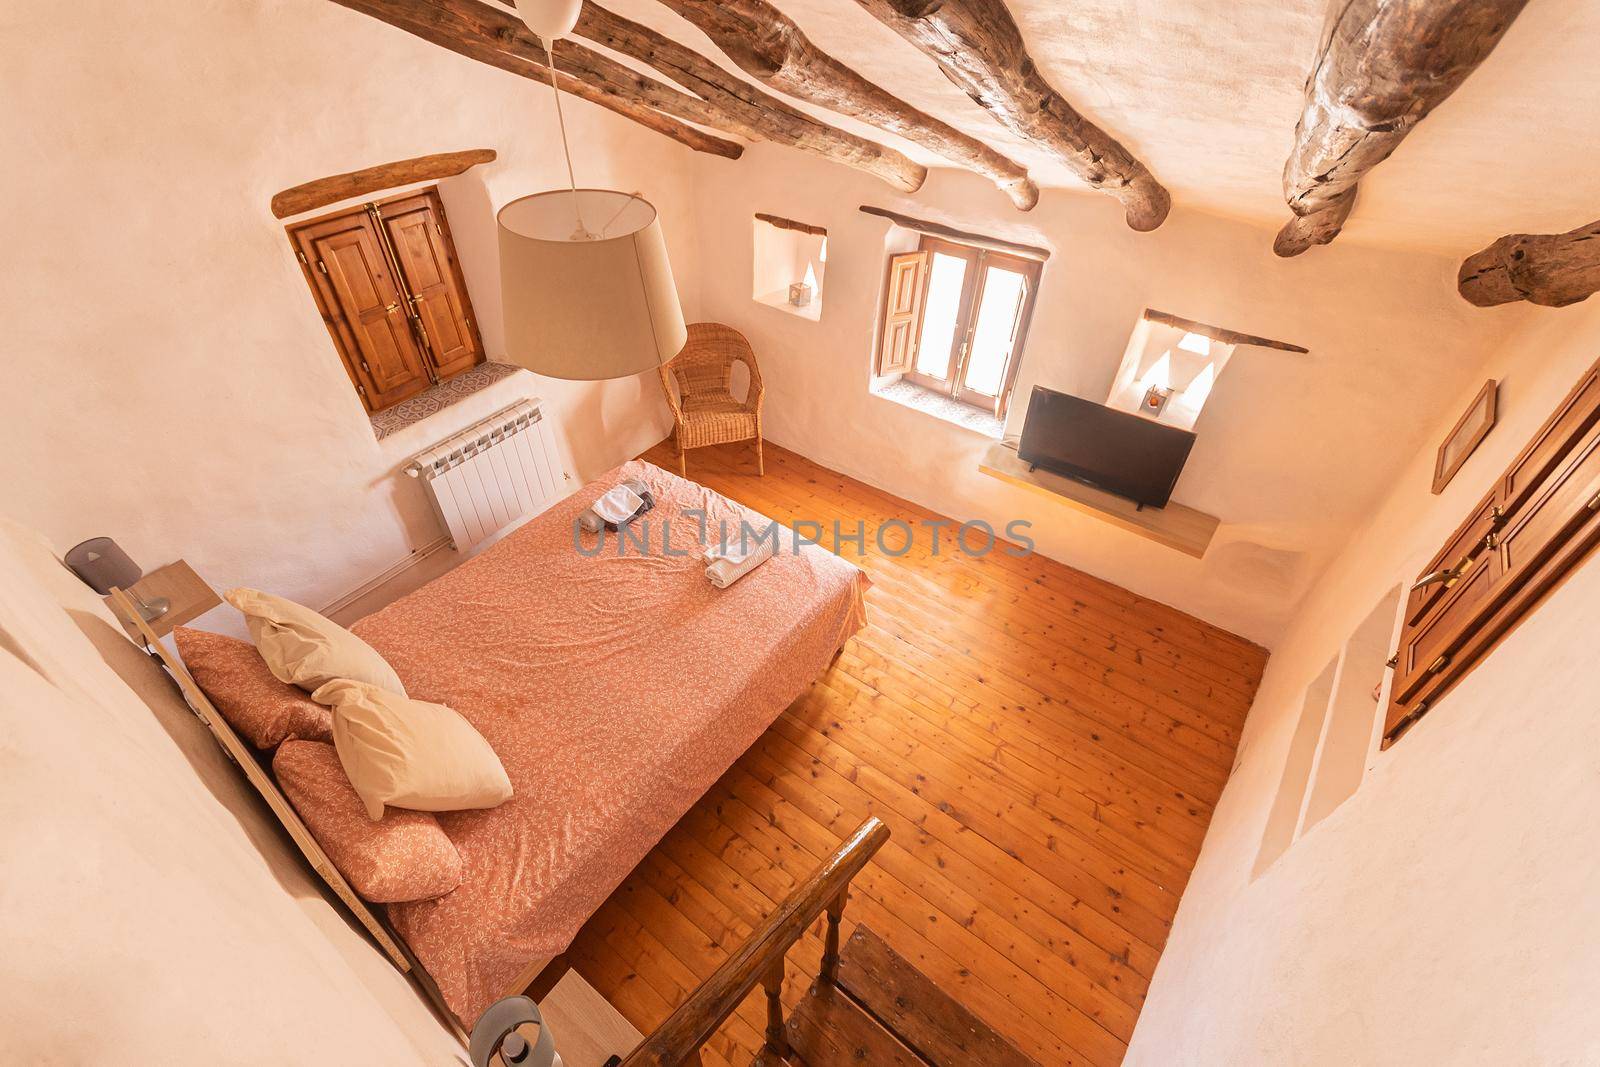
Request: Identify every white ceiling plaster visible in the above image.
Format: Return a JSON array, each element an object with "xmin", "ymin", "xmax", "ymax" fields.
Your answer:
[{"xmin": 595, "ymin": 0, "xmax": 1600, "ymax": 256}]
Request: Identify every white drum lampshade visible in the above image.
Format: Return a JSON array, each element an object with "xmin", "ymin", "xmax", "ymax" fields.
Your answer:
[{"xmin": 498, "ymin": 189, "xmax": 688, "ymax": 381}]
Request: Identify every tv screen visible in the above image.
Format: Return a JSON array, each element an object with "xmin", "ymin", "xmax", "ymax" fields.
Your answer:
[{"xmin": 1016, "ymin": 386, "xmax": 1196, "ymax": 508}]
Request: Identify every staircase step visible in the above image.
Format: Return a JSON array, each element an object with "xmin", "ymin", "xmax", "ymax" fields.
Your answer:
[
  {"xmin": 785, "ymin": 979, "xmax": 924, "ymax": 1067},
  {"xmin": 835, "ymin": 926, "xmax": 1039, "ymax": 1067}
]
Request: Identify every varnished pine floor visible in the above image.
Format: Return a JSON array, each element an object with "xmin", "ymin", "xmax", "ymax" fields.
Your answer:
[{"xmin": 563, "ymin": 440, "xmax": 1268, "ymax": 1066}]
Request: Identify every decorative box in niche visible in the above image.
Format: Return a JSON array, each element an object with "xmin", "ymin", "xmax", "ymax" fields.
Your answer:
[{"xmin": 788, "ymin": 282, "xmax": 814, "ymax": 308}]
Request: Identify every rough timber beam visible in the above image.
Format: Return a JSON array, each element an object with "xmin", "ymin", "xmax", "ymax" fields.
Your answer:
[
  {"xmin": 656, "ymin": 0, "xmax": 1037, "ymax": 210},
  {"xmin": 1458, "ymin": 219, "xmax": 1600, "ymax": 308},
  {"xmin": 1274, "ymin": 0, "xmax": 1529, "ymax": 257},
  {"xmin": 851, "ymin": 0, "xmax": 1170, "ymax": 230}
]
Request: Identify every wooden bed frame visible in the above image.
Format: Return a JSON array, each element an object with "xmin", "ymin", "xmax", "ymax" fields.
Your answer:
[
  {"xmin": 106, "ymin": 586, "xmax": 485, "ymax": 1045},
  {"xmin": 107, "ymin": 536, "xmax": 856, "ymax": 1043}
]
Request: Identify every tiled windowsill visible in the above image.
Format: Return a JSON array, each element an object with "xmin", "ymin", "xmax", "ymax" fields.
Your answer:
[
  {"xmin": 872, "ymin": 378, "xmax": 1004, "ymax": 440},
  {"xmin": 369, "ymin": 362, "xmax": 523, "ymax": 441}
]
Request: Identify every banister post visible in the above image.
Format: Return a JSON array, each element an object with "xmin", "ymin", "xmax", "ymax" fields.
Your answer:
[
  {"xmin": 819, "ymin": 887, "xmax": 848, "ymax": 985},
  {"xmin": 762, "ymin": 958, "xmax": 790, "ymax": 1059}
]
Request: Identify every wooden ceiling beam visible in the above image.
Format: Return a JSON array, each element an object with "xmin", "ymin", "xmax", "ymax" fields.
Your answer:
[
  {"xmin": 574, "ymin": 3, "xmax": 925, "ymax": 193},
  {"xmin": 1274, "ymin": 0, "xmax": 1529, "ymax": 257},
  {"xmin": 851, "ymin": 0, "xmax": 1170, "ymax": 231},
  {"xmin": 270, "ymin": 149, "xmax": 497, "ymax": 218},
  {"xmin": 654, "ymin": 0, "xmax": 1038, "ymax": 211},
  {"xmin": 327, "ymin": 0, "xmax": 743, "ymax": 158},
  {"xmin": 1458, "ymin": 219, "xmax": 1600, "ymax": 308}
]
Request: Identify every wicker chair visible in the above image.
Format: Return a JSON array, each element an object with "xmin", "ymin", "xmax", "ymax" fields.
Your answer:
[{"xmin": 658, "ymin": 323, "xmax": 765, "ymax": 477}]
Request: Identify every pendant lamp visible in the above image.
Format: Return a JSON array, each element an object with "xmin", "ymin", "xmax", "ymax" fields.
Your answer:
[{"xmin": 498, "ymin": 0, "xmax": 688, "ymax": 381}]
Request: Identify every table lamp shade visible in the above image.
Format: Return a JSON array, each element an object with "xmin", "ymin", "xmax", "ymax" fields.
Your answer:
[
  {"xmin": 498, "ymin": 189, "xmax": 688, "ymax": 381},
  {"xmin": 64, "ymin": 537, "xmax": 143, "ymax": 595}
]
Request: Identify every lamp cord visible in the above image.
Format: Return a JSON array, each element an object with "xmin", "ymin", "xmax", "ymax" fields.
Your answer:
[{"xmin": 544, "ymin": 40, "xmax": 591, "ymax": 238}]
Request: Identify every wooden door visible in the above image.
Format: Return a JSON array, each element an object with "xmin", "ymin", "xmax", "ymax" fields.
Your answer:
[
  {"xmin": 291, "ymin": 211, "xmax": 432, "ymax": 411},
  {"xmin": 379, "ymin": 190, "xmax": 484, "ymax": 380},
  {"xmin": 1384, "ymin": 354, "xmax": 1600, "ymax": 743},
  {"xmin": 876, "ymin": 250, "xmax": 928, "ymax": 376}
]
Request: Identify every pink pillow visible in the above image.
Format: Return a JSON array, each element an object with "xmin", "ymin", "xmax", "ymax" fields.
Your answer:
[
  {"xmin": 274, "ymin": 741, "xmax": 463, "ymax": 904},
  {"xmin": 175, "ymin": 627, "xmax": 333, "ymax": 748}
]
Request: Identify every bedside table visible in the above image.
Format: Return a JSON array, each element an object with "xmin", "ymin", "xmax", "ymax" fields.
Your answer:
[
  {"xmin": 537, "ymin": 969, "xmax": 643, "ymax": 1067},
  {"xmin": 108, "ymin": 559, "xmax": 223, "ymax": 641}
]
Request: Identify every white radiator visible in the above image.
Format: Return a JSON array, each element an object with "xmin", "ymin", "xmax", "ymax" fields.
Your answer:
[{"xmin": 404, "ymin": 399, "xmax": 569, "ymax": 551}]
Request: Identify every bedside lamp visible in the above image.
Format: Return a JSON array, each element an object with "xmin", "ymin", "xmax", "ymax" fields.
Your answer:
[{"xmin": 64, "ymin": 537, "xmax": 169, "ymax": 621}]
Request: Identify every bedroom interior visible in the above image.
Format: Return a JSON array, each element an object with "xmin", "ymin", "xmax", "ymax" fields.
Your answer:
[{"xmin": 5, "ymin": 0, "xmax": 1600, "ymax": 1064}]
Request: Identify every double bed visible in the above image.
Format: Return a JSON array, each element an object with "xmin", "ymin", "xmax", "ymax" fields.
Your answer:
[{"xmin": 203, "ymin": 459, "xmax": 867, "ymax": 1022}]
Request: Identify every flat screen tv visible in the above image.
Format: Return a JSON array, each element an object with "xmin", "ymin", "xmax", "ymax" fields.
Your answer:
[{"xmin": 1016, "ymin": 386, "xmax": 1196, "ymax": 509}]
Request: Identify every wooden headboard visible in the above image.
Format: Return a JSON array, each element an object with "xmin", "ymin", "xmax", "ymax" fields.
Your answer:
[{"xmin": 105, "ymin": 587, "xmax": 468, "ymax": 1040}]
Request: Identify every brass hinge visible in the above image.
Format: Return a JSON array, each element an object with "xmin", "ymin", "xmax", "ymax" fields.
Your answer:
[
  {"xmin": 1385, "ymin": 653, "xmax": 1399, "ymax": 670},
  {"xmin": 1427, "ymin": 653, "xmax": 1451, "ymax": 674},
  {"xmin": 360, "ymin": 359, "xmax": 371, "ymax": 372},
  {"xmin": 1392, "ymin": 700, "xmax": 1430, "ymax": 737},
  {"xmin": 355, "ymin": 383, "xmax": 367, "ymax": 397},
  {"xmin": 296, "ymin": 250, "xmax": 308, "ymax": 266},
  {"xmin": 316, "ymin": 258, "xmax": 328, "ymax": 275},
  {"xmin": 434, "ymin": 221, "xmax": 443, "ymax": 237},
  {"xmin": 1587, "ymin": 489, "xmax": 1600, "ymax": 511}
]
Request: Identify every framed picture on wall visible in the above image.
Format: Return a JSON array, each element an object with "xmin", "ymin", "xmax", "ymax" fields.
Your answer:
[{"xmin": 1432, "ymin": 379, "xmax": 1499, "ymax": 494}]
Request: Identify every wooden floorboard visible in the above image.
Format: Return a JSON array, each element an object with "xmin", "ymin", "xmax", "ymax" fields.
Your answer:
[{"xmin": 563, "ymin": 440, "xmax": 1268, "ymax": 1066}]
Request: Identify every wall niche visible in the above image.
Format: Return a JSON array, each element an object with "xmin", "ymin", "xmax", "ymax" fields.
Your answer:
[{"xmin": 752, "ymin": 213, "xmax": 827, "ymax": 322}]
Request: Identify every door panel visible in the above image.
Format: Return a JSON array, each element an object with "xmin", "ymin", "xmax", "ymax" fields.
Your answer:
[
  {"xmin": 1496, "ymin": 420, "xmax": 1600, "ymax": 581},
  {"xmin": 1384, "ymin": 352, "xmax": 1600, "ymax": 744},
  {"xmin": 876, "ymin": 250, "xmax": 928, "ymax": 376},
  {"xmin": 1499, "ymin": 365, "xmax": 1600, "ymax": 514},
  {"xmin": 1391, "ymin": 555, "xmax": 1495, "ymax": 711},
  {"xmin": 380, "ymin": 191, "xmax": 483, "ymax": 380},
  {"xmin": 295, "ymin": 212, "xmax": 432, "ymax": 411}
]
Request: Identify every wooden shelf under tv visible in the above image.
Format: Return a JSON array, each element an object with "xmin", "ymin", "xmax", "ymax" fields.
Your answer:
[{"xmin": 978, "ymin": 442, "xmax": 1219, "ymax": 559}]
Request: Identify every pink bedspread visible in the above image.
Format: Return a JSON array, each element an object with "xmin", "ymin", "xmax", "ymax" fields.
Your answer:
[{"xmin": 353, "ymin": 460, "xmax": 867, "ymax": 1021}]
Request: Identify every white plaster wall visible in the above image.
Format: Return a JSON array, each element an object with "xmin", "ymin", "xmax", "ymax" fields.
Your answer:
[
  {"xmin": 685, "ymin": 145, "xmax": 1527, "ymax": 644},
  {"xmin": 0, "ymin": 516, "xmax": 468, "ymax": 1063},
  {"xmin": 1126, "ymin": 301, "xmax": 1600, "ymax": 1065},
  {"xmin": 0, "ymin": 0, "xmax": 701, "ymax": 616}
]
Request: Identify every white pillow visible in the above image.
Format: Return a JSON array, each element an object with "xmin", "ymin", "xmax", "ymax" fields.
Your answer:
[
  {"xmin": 314, "ymin": 678, "xmax": 512, "ymax": 821},
  {"xmin": 225, "ymin": 588, "xmax": 406, "ymax": 696}
]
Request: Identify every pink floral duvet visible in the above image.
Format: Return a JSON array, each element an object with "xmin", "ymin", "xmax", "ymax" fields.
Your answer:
[{"xmin": 353, "ymin": 460, "xmax": 868, "ymax": 1021}]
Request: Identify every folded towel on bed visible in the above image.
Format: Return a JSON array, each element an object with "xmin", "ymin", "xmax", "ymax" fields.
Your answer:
[
  {"xmin": 578, "ymin": 479, "xmax": 655, "ymax": 533},
  {"xmin": 703, "ymin": 531, "xmax": 781, "ymax": 589}
]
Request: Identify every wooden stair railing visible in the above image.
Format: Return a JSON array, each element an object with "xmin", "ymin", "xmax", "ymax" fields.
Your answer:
[{"xmin": 620, "ymin": 817, "xmax": 890, "ymax": 1067}]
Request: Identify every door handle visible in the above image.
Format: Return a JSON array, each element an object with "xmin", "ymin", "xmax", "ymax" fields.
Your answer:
[{"xmin": 1411, "ymin": 551, "xmax": 1474, "ymax": 592}]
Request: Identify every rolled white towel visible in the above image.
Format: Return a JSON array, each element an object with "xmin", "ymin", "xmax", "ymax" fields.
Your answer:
[{"xmin": 704, "ymin": 529, "xmax": 781, "ymax": 588}]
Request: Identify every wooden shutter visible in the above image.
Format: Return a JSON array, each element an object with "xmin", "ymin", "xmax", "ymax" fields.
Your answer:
[
  {"xmin": 876, "ymin": 250, "xmax": 929, "ymax": 376},
  {"xmin": 1385, "ymin": 357, "xmax": 1600, "ymax": 743},
  {"xmin": 291, "ymin": 210, "xmax": 432, "ymax": 412},
  {"xmin": 379, "ymin": 190, "xmax": 484, "ymax": 380}
]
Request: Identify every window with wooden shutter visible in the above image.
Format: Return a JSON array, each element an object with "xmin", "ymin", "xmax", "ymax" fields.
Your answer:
[
  {"xmin": 876, "ymin": 250, "xmax": 928, "ymax": 376},
  {"xmin": 288, "ymin": 186, "xmax": 484, "ymax": 413},
  {"xmin": 875, "ymin": 236, "xmax": 1042, "ymax": 420},
  {"xmin": 1385, "ymin": 356, "xmax": 1600, "ymax": 744}
]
